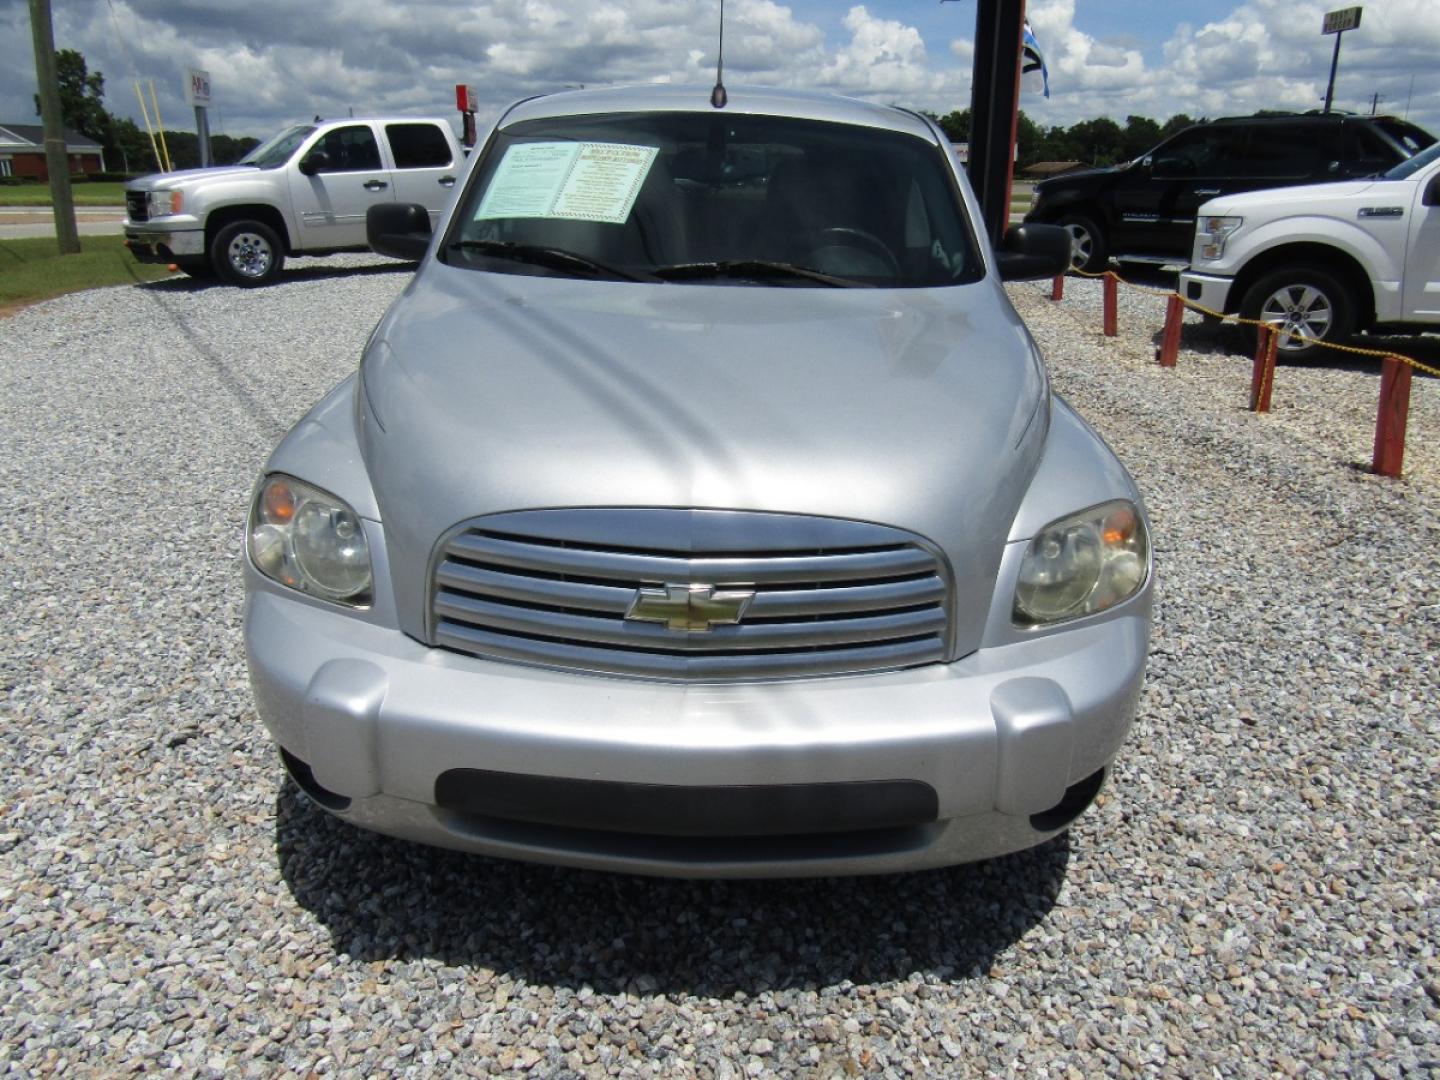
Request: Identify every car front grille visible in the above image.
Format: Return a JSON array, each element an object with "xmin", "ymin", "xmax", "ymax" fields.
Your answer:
[
  {"xmin": 125, "ymin": 191, "xmax": 148, "ymax": 222},
  {"xmin": 429, "ymin": 509, "xmax": 951, "ymax": 681}
]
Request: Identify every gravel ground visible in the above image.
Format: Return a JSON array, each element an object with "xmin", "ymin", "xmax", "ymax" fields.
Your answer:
[{"xmin": 2, "ymin": 258, "xmax": 1437, "ymax": 1077}]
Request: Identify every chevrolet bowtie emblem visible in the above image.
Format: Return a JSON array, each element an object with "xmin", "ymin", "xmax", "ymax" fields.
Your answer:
[{"xmin": 625, "ymin": 583, "xmax": 756, "ymax": 632}]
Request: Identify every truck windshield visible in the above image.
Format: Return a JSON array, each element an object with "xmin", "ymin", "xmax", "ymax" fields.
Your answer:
[
  {"xmin": 1384, "ymin": 141, "xmax": 1440, "ymax": 181},
  {"xmin": 446, "ymin": 111, "xmax": 981, "ymax": 287},
  {"xmin": 239, "ymin": 125, "xmax": 317, "ymax": 169}
]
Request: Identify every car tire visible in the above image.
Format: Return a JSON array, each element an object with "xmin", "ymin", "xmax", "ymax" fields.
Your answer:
[
  {"xmin": 1240, "ymin": 266, "xmax": 1356, "ymax": 360},
  {"xmin": 211, "ymin": 220, "xmax": 285, "ymax": 287},
  {"xmin": 1056, "ymin": 214, "xmax": 1107, "ymax": 273}
]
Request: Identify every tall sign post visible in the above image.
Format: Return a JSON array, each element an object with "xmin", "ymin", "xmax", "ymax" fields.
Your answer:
[
  {"xmin": 186, "ymin": 67, "xmax": 213, "ymax": 167},
  {"xmin": 456, "ymin": 84, "xmax": 478, "ymax": 149},
  {"xmin": 1322, "ymin": 7, "xmax": 1361, "ymax": 114}
]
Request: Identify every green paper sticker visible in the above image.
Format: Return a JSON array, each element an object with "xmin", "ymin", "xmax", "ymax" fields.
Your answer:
[{"xmin": 475, "ymin": 141, "xmax": 659, "ymax": 225}]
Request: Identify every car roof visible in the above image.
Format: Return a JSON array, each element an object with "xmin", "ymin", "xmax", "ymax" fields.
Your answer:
[{"xmin": 497, "ymin": 84, "xmax": 941, "ymax": 143}]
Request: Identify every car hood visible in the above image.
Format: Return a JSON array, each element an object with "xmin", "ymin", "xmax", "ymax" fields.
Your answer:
[
  {"xmin": 1034, "ymin": 163, "xmax": 1125, "ymax": 193},
  {"xmin": 359, "ymin": 264, "xmax": 1050, "ymax": 650},
  {"xmin": 125, "ymin": 165, "xmax": 261, "ymax": 191},
  {"xmin": 1198, "ymin": 177, "xmax": 1396, "ymax": 216}
]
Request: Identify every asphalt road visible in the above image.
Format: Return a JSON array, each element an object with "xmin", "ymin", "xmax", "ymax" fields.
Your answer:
[{"xmin": 0, "ymin": 207, "xmax": 125, "ymax": 240}]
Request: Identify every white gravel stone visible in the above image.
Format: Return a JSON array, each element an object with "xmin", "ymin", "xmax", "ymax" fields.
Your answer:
[{"xmin": 0, "ymin": 257, "xmax": 1436, "ymax": 1077}]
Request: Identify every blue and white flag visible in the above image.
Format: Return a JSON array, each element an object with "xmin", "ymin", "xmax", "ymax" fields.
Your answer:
[{"xmin": 1022, "ymin": 20, "xmax": 1050, "ymax": 98}]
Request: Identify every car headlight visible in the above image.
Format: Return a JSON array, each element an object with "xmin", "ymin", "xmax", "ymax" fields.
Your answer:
[
  {"xmin": 1014, "ymin": 500, "xmax": 1148, "ymax": 627},
  {"xmin": 146, "ymin": 190, "xmax": 183, "ymax": 218},
  {"xmin": 247, "ymin": 474, "xmax": 372, "ymax": 606},
  {"xmin": 1197, "ymin": 215, "xmax": 1241, "ymax": 261}
]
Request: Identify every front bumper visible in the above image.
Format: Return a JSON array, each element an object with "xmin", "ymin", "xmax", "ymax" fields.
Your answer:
[
  {"xmin": 1179, "ymin": 268, "xmax": 1236, "ymax": 314},
  {"xmin": 123, "ymin": 225, "xmax": 205, "ymax": 263},
  {"xmin": 245, "ymin": 574, "xmax": 1149, "ymax": 877}
]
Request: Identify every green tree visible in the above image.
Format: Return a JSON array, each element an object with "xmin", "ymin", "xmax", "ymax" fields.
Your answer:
[
  {"xmin": 933, "ymin": 108, "xmax": 971, "ymax": 143},
  {"xmin": 108, "ymin": 116, "xmax": 158, "ymax": 174},
  {"xmin": 34, "ymin": 48, "xmax": 109, "ymax": 141},
  {"xmin": 1159, "ymin": 113, "xmax": 1199, "ymax": 139},
  {"xmin": 1121, "ymin": 115, "xmax": 1162, "ymax": 160}
]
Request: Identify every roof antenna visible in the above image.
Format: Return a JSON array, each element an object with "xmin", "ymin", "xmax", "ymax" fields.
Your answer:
[{"xmin": 710, "ymin": 0, "xmax": 727, "ymax": 108}]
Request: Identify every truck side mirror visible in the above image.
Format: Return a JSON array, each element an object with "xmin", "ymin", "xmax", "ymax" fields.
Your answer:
[
  {"xmin": 1426, "ymin": 174, "xmax": 1440, "ymax": 208},
  {"xmin": 996, "ymin": 223, "xmax": 1072, "ymax": 281},
  {"xmin": 368, "ymin": 203, "xmax": 432, "ymax": 261},
  {"xmin": 298, "ymin": 150, "xmax": 333, "ymax": 177}
]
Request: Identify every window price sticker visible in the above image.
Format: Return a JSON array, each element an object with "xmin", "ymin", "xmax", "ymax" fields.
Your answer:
[{"xmin": 475, "ymin": 142, "xmax": 659, "ymax": 224}]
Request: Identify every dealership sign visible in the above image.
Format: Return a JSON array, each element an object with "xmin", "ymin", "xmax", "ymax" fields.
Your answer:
[
  {"xmin": 1322, "ymin": 7, "xmax": 1361, "ymax": 34},
  {"xmin": 185, "ymin": 68, "xmax": 212, "ymax": 107}
]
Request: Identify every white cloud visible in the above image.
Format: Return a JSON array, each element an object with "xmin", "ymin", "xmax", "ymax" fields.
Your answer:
[{"xmin": 1, "ymin": 0, "xmax": 1435, "ymax": 144}]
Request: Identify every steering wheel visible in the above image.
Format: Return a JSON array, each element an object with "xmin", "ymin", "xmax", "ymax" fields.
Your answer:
[{"xmin": 810, "ymin": 227, "xmax": 900, "ymax": 276}]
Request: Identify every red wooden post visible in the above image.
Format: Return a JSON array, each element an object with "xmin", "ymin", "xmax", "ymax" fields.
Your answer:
[
  {"xmin": 1050, "ymin": 274, "xmax": 1064, "ymax": 301},
  {"xmin": 1157, "ymin": 293, "xmax": 1184, "ymax": 367},
  {"xmin": 1372, "ymin": 356, "xmax": 1413, "ymax": 478},
  {"xmin": 1249, "ymin": 325, "xmax": 1278, "ymax": 412},
  {"xmin": 1102, "ymin": 273, "xmax": 1118, "ymax": 337}
]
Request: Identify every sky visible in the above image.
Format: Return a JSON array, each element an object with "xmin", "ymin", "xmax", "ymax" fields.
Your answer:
[{"xmin": 3, "ymin": 0, "xmax": 1437, "ymax": 146}]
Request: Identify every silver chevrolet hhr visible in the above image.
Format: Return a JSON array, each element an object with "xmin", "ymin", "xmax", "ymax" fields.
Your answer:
[{"xmin": 243, "ymin": 85, "xmax": 1152, "ymax": 877}]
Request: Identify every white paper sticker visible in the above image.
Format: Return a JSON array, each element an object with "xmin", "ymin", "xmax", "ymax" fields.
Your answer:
[{"xmin": 475, "ymin": 141, "xmax": 659, "ymax": 225}]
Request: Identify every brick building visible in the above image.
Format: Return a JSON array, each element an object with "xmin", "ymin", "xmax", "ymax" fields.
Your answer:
[{"xmin": 0, "ymin": 124, "xmax": 106, "ymax": 180}]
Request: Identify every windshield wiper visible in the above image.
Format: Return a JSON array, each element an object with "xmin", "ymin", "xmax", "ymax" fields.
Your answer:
[
  {"xmin": 652, "ymin": 260, "xmax": 865, "ymax": 287},
  {"xmin": 447, "ymin": 239, "xmax": 659, "ymax": 283}
]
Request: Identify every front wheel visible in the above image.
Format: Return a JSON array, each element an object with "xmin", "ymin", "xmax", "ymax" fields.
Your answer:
[
  {"xmin": 211, "ymin": 220, "xmax": 285, "ymax": 286},
  {"xmin": 1056, "ymin": 213, "xmax": 1107, "ymax": 273},
  {"xmin": 1240, "ymin": 267, "xmax": 1356, "ymax": 360}
]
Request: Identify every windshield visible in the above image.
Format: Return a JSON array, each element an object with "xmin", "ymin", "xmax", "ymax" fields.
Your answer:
[
  {"xmin": 1385, "ymin": 140, "xmax": 1440, "ymax": 181},
  {"xmin": 446, "ymin": 111, "xmax": 982, "ymax": 287},
  {"xmin": 239, "ymin": 125, "xmax": 317, "ymax": 168}
]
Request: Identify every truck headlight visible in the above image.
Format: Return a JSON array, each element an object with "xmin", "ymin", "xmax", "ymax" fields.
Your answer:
[
  {"xmin": 1014, "ymin": 501, "xmax": 1148, "ymax": 627},
  {"xmin": 248, "ymin": 474, "xmax": 372, "ymax": 606},
  {"xmin": 1198, "ymin": 215, "xmax": 1241, "ymax": 261},
  {"xmin": 146, "ymin": 190, "xmax": 183, "ymax": 218}
]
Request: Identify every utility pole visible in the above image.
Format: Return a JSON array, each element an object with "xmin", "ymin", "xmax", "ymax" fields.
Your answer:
[{"xmin": 29, "ymin": 0, "xmax": 80, "ymax": 253}]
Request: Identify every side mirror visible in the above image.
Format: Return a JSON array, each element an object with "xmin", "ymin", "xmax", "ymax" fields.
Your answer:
[
  {"xmin": 298, "ymin": 150, "xmax": 332, "ymax": 176},
  {"xmin": 996, "ymin": 223, "xmax": 1072, "ymax": 281},
  {"xmin": 1425, "ymin": 174, "xmax": 1440, "ymax": 208},
  {"xmin": 367, "ymin": 202, "xmax": 433, "ymax": 261}
]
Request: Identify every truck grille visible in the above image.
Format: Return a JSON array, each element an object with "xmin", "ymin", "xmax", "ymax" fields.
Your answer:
[
  {"xmin": 125, "ymin": 191, "xmax": 148, "ymax": 222},
  {"xmin": 429, "ymin": 509, "xmax": 951, "ymax": 681}
]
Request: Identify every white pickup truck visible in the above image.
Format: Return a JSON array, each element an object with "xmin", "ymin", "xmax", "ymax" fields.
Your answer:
[
  {"xmin": 1180, "ymin": 142, "xmax": 1440, "ymax": 358},
  {"xmin": 123, "ymin": 117, "xmax": 463, "ymax": 286}
]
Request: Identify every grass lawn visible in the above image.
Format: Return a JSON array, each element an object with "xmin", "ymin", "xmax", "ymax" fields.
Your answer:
[
  {"xmin": 0, "ymin": 235, "xmax": 169, "ymax": 314},
  {"xmin": 0, "ymin": 182, "xmax": 128, "ymax": 206}
]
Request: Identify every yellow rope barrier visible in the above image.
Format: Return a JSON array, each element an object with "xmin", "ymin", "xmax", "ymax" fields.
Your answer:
[{"xmin": 1054, "ymin": 270, "xmax": 1440, "ymax": 379}]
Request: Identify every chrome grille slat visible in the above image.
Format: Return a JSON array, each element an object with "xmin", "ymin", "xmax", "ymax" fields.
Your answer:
[
  {"xmin": 435, "ymin": 593, "xmax": 947, "ymax": 651},
  {"xmin": 435, "ymin": 562, "xmax": 946, "ymax": 619},
  {"xmin": 125, "ymin": 191, "xmax": 148, "ymax": 222},
  {"xmin": 430, "ymin": 511, "xmax": 950, "ymax": 682},
  {"xmin": 446, "ymin": 531, "xmax": 935, "ymax": 585}
]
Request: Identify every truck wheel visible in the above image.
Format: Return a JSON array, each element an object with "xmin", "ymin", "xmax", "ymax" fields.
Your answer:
[
  {"xmin": 1056, "ymin": 214, "xmax": 1107, "ymax": 273},
  {"xmin": 211, "ymin": 220, "xmax": 285, "ymax": 286},
  {"xmin": 1240, "ymin": 267, "xmax": 1355, "ymax": 360}
]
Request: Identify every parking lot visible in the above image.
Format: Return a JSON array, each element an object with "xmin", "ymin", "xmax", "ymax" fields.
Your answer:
[{"xmin": 2, "ymin": 258, "xmax": 1437, "ymax": 1075}]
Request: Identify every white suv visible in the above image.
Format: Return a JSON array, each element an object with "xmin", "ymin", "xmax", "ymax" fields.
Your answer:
[{"xmin": 1180, "ymin": 142, "xmax": 1440, "ymax": 357}]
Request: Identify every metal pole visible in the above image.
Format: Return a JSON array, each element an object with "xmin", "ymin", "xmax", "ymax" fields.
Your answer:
[
  {"xmin": 1323, "ymin": 30, "xmax": 1344, "ymax": 114},
  {"xmin": 967, "ymin": 0, "xmax": 1027, "ymax": 246},
  {"xmin": 28, "ymin": 0, "xmax": 80, "ymax": 253},
  {"xmin": 195, "ymin": 106, "xmax": 211, "ymax": 167}
]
